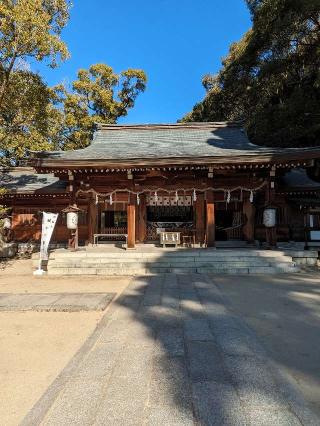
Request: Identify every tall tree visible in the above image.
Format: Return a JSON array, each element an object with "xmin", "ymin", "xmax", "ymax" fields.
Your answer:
[
  {"xmin": 0, "ymin": 71, "xmax": 61, "ymax": 164},
  {"xmin": 182, "ymin": 0, "xmax": 320, "ymax": 147},
  {"xmin": 56, "ymin": 64, "xmax": 147, "ymax": 150},
  {"xmin": 0, "ymin": 3, "xmax": 147, "ymax": 165},
  {"xmin": 0, "ymin": 0, "xmax": 70, "ymax": 165},
  {"xmin": 0, "ymin": 0, "xmax": 70, "ymax": 109},
  {"xmin": 0, "ymin": 63, "xmax": 147, "ymax": 164}
]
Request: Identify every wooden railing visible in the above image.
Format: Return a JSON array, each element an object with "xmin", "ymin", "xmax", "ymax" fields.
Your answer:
[{"xmin": 104, "ymin": 227, "xmax": 128, "ymax": 238}]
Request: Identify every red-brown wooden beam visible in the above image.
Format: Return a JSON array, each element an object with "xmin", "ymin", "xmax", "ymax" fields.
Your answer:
[
  {"xmin": 137, "ymin": 194, "xmax": 147, "ymax": 243},
  {"xmin": 206, "ymin": 191, "xmax": 216, "ymax": 247},
  {"xmin": 127, "ymin": 194, "xmax": 136, "ymax": 249},
  {"xmin": 88, "ymin": 197, "xmax": 97, "ymax": 245},
  {"xmin": 242, "ymin": 198, "xmax": 255, "ymax": 243},
  {"xmin": 195, "ymin": 193, "xmax": 205, "ymax": 246}
]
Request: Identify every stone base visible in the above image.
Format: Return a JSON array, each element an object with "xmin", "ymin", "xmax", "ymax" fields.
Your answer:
[
  {"xmin": 40, "ymin": 248, "xmax": 307, "ymax": 276},
  {"xmin": 0, "ymin": 243, "xmax": 17, "ymax": 259}
]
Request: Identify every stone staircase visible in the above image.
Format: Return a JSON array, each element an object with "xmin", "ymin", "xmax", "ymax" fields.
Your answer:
[{"xmin": 32, "ymin": 248, "xmax": 319, "ymax": 276}]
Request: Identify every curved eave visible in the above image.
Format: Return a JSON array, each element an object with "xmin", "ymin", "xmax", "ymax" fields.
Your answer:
[{"xmin": 28, "ymin": 151, "xmax": 320, "ymax": 170}]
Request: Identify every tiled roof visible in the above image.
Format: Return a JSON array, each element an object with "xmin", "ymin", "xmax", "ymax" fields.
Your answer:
[
  {"xmin": 0, "ymin": 167, "xmax": 66, "ymax": 193},
  {"xmin": 57, "ymin": 123, "xmax": 260, "ymax": 161},
  {"xmin": 29, "ymin": 122, "xmax": 320, "ymax": 168}
]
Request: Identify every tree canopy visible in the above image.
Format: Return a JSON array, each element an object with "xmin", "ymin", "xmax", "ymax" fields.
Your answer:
[
  {"xmin": 0, "ymin": 0, "xmax": 70, "ymax": 109},
  {"xmin": 57, "ymin": 64, "xmax": 147, "ymax": 150},
  {"xmin": 0, "ymin": 71, "xmax": 58, "ymax": 161},
  {"xmin": 182, "ymin": 0, "xmax": 320, "ymax": 147},
  {"xmin": 0, "ymin": 1, "xmax": 147, "ymax": 165}
]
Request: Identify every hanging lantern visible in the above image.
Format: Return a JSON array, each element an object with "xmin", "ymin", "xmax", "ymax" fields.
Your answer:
[
  {"xmin": 227, "ymin": 190, "xmax": 231, "ymax": 203},
  {"xmin": 110, "ymin": 193, "xmax": 113, "ymax": 205},
  {"xmin": 175, "ymin": 191, "xmax": 178, "ymax": 202},
  {"xmin": 155, "ymin": 191, "xmax": 158, "ymax": 203},
  {"xmin": 137, "ymin": 193, "xmax": 140, "ymax": 205},
  {"xmin": 193, "ymin": 189, "xmax": 197, "ymax": 202},
  {"xmin": 250, "ymin": 191, "xmax": 254, "ymax": 203},
  {"xmin": 95, "ymin": 194, "xmax": 98, "ymax": 205},
  {"xmin": 67, "ymin": 211, "xmax": 78, "ymax": 230},
  {"xmin": 62, "ymin": 205, "xmax": 82, "ymax": 231},
  {"xmin": 263, "ymin": 207, "xmax": 277, "ymax": 228}
]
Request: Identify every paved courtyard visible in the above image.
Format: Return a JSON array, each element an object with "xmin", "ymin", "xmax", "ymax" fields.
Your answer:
[{"xmin": 21, "ymin": 273, "xmax": 319, "ymax": 426}]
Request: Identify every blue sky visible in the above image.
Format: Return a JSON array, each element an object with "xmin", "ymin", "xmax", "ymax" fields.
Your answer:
[{"xmin": 37, "ymin": 0, "xmax": 251, "ymax": 124}]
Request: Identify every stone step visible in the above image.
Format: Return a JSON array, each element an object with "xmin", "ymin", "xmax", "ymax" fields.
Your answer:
[
  {"xmin": 35, "ymin": 247, "xmax": 310, "ymax": 275},
  {"xmin": 34, "ymin": 256, "xmax": 291, "ymax": 267},
  {"xmin": 41, "ymin": 254, "xmax": 295, "ymax": 264},
  {"xmin": 46, "ymin": 259, "xmax": 296, "ymax": 269},
  {"xmin": 44, "ymin": 249, "xmax": 295, "ymax": 258},
  {"xmin": 47, "ymin": 263, "xmax": 299, "ymax": 276},
  {"xmin": 33, "ymin": 249, "xmax": 318, "ymax": 261},
  {"xmin": 198, "ymin": 265, "xmax": 299, "ymax": 274}
]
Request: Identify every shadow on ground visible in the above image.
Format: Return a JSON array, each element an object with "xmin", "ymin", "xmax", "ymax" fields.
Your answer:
[
  {"xmin": 109, "ymin": 273, "xmax": 320, "ymax": 425},
  {"xmin": 22, "ymin": 271, "xmax": 320, "ymax": 425}
]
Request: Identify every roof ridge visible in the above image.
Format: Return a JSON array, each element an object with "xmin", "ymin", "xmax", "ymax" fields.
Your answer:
[{"xmin": 95, "ymin": 121, "xmax": 243, "ymax": 131}]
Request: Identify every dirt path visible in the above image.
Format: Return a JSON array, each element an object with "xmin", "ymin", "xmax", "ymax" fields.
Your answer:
[{"xmin": 0, "ymin": 260, "xmax": 130, "ymax": 425}]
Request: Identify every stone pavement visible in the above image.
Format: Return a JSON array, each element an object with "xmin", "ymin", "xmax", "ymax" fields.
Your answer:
[
  {"xmin": 22, "ymin": 274, "xmax": 319, "ymax": 426},
  {"xmin": 0, "ymin": 293, "xmax": 115, "ymax": 312}
]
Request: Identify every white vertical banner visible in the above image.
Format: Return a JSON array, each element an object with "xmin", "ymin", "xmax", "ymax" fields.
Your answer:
[{"xmin": 34, "ymin": 212, "xmax": 58, "ymax": 275}]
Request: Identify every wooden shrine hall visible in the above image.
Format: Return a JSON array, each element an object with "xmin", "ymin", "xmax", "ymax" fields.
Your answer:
[{"xmin": 2, "ymin": 122, "xmax": 320, "ymax": 249}]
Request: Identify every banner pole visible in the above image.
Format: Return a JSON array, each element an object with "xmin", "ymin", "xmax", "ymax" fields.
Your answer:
[{"xmin": 34, "ymin": 254, "xmax": 44, "ymax": 276}]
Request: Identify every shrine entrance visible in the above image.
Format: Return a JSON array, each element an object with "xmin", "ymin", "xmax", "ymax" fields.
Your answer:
[
  {"xmin": 96, "ymin": 201, "xmax": 128, "ymax": 244},
  {"xmin": 145, "ymin": 193, "xmax": 194, "ymax": 241},
  {"xmin": 215, "ymin": 202, "xmax": 245, "ymax": 241},
  {"xmin": 87, "ymin": 189, "xmax": 254, "ymax": 248},
  {"xmin": 146, "ymin": 205, "xmax": 194, "ymax": 241}
]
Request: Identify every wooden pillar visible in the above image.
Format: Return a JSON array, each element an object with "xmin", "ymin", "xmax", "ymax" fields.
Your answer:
[
  {"xmin": 88, "ymin": 197, "xmax": 97, "ymax": 245},
  {"xmin": 137, "ymin": 194, "xmax": 147, "ymax": 243},
  {"xmin": 206, "ymin": 191, "xmax": 216, "ymax": 247},
  {"xmin": 242, "ymin": 199, "xmax": 255, "ymax": 243},
  {"xmin": 195, "ymin": 193, "xmax": 205, "ymax": 245},
  {"xmin": 127, "ymin": 194, "xmax": 136, "ymax": 249}
]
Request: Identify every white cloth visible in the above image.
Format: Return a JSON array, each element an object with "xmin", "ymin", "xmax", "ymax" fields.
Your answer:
[{"xmin": 40, "ymin": 212, "xmax": 59, "ymax": 261}]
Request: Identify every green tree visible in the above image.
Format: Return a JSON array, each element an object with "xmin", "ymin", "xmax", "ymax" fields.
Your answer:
[
  {"xmin": 57, "ymin": 64, "xmax": 147, "ymax": 150},
  {"xmin": 0, "ymin": 63, "xmax": 147, "ymax": 164},
  {"xmin": 0, "ymin": 70, "xmax": 62, "ymax": 164},
  {"xmin": 0, "ymin": 0, "xmax": 70, "ymax": 109},
  {"xmin": 0, "ymin": 2, "xmax": 147, "ymax": 164},
  {"xmin": 0, "ymin": 0, "xmax": 70, "ymax": 165},
  {"xmin": 182, "ymin": 0, "xmax": 320, "ymax": 147}
]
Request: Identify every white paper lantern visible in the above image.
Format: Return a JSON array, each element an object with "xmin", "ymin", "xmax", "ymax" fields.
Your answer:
[
  {"xmin": 67, "ymin": 211, "xmax": 78, "ymax": 230},
  {"xmin": 263, "ymin": 208, "xmax": 276, "ymax": 228}
]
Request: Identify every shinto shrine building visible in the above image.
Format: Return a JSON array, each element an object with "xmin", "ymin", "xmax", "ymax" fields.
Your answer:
[{"xmin": 2, "ymin": 121, "xmax": 320, "ymax": 249}]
